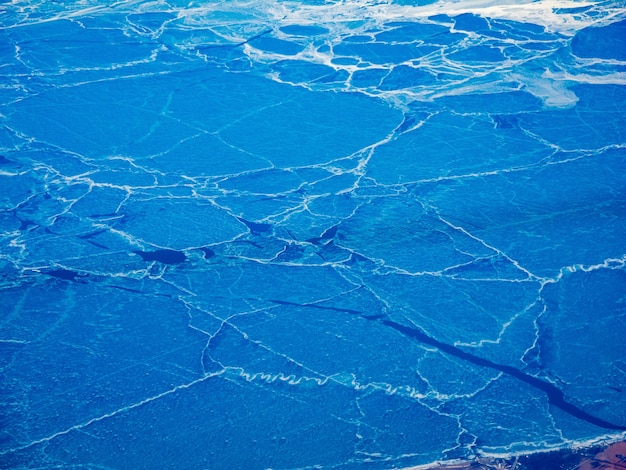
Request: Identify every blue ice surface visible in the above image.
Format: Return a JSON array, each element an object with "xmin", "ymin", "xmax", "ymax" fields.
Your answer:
[{"xmin": 1, "ymin": 0, "xmax": 625, "ymax": 469}]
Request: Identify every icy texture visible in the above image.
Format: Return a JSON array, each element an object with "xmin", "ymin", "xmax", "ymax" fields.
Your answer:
[{"xmin": 1, "ymin": 1, "xmax": 625, "ymax": 468}]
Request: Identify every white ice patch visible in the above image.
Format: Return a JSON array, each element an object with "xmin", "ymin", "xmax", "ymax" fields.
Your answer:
[{"xmin": 515, "ymin": 73, "xmax": 579, "ymax": 108}]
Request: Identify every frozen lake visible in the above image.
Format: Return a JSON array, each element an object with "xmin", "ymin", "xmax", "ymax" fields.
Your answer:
[{"xmin": 1, "ymin": 1, "xmax": 625, "ymax": 468}]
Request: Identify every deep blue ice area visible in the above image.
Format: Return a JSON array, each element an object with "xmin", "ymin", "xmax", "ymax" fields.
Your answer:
[{"xmin": 1, "ymin": 1, "xmax": 625, "ymax": 469}]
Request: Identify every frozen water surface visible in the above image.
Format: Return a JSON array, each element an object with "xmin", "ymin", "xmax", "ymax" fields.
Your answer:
[{"xmin": 1, "ymin": 0, "xmax": 625, "ymax": 469}]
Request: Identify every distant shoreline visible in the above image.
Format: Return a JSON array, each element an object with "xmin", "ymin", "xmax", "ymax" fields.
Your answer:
[{"xmin": 409, "ymin": 439, "xmax": 626, "ymax": 470}]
